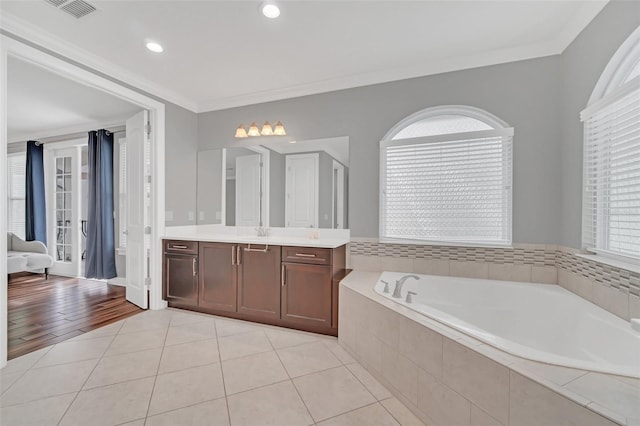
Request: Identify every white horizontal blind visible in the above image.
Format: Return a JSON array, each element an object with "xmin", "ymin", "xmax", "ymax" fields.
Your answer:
[
  {"xmin": 381, "ymin": 129, "xmax": 513, "ymax": 245},
  {"xmin": 7, "ymin": 153, "xmax": 26, "ymax": 240},
  {"xmin": 582, "ymin": 84, "xmax": 640, "ymax": 260}
]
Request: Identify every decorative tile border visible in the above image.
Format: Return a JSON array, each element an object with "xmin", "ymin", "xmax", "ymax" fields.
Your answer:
[
  {"xmin": 349, "ymin": 240, "xmax": 640, "ymax": 297},
  {"xmin": 349, "ymin": 240, "xmax": 556, "ymax": 266}
]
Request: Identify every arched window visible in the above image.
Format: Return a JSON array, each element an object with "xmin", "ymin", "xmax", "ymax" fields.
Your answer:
[
  {"xmin": 380, "ymin": 106, "xmax": 513, "ymax": 246},
  {"xmin": 582, "ymin": 27, "xmax": 640, "ymax": 262}
]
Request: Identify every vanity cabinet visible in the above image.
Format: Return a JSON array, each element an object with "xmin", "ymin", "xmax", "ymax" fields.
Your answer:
[
  {"xmin": 163, "ymin": 239, "xmax": 347, "ymax": 336},
  {"xmin": 163, "ymin": 240, "xmax": 199, "ymax": 307},
  {"xmin": 198, "ymin": 242, "xmax": 237, "ymax": 312},
  {"xmin": 281, "ymin": 262, "xmax": 332, "ymax": 328},
  {"xmin": 237, "ymin": 244, "xmax": 281, "ymax": 320}
]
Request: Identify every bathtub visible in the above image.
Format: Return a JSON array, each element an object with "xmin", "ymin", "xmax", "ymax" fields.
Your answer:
[{"xmin": 375, "ymin": 271, "xmax": 640, "ymax": 378}]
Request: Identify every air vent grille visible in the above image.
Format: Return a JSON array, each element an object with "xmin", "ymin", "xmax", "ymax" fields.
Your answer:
[
  {"xmin": 46, "ymin": 0, "xmax": 68, "ymax": 7},
  {"xmin": 61, "ymin": 0, "xmax": 96, "ymax": 18},
  {"xmin": 44, "ymin": 0, "xmax": 97, "ymax": 19}
]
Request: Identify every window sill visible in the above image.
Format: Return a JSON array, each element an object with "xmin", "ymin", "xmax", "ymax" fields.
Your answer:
[{"xmin": 575, "ymin": 253, "xmax": 640, "ymax": 275}]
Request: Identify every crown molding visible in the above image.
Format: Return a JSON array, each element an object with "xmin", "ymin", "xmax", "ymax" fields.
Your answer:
[
  {"xmin": 0, "ymin": 13, "xmax": 198, "ymax": 113},
  {"xmin": 196, "ymin": 40, "xmax": 562, "ymax": 112},
  {"xmin": 1, "ymin": 1, "xmax": 608, "ymax": 115}
]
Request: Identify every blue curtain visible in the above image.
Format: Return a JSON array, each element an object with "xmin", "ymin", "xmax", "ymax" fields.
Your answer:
[
  {"xmin": 85, "ymin": 130, "xmax": 117, "ymax": 279},
  {"xmin": 25, "ymin": 141, "xmax": 47, "ymax": 245}
]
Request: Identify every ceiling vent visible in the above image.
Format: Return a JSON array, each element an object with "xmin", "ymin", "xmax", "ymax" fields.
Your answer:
[{"xmin": 45, "ymin": 0, "xmax": 97, "ymax": 19}]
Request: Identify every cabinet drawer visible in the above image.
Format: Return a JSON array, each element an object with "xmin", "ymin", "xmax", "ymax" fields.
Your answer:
[
  {"xmin": 281, "ymin": 246, "xmax": 331, "ymax": 265},
  {"xmin": 164, "ymin": 240, "xmax": 198, "ymax": 255}
]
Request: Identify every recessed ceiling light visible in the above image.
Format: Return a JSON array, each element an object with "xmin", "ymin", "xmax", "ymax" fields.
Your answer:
[
  {"xmin": 145, "ymin": 41, "xmax": 164, "ymax": 53},
  {"xmin": 260, "ymin": 2, "xmax": 280, "ymax": 19}
]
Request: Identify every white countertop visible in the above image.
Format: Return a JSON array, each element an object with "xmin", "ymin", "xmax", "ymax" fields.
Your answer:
[{"xmin": 163, "ymin": 225, "xmax": 350, "ymax": 249}]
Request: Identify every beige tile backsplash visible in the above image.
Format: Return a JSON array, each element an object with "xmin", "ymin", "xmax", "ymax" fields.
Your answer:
[{"xmin": 348, "ymin": 241, "xmax": 640, "ymax": 321}]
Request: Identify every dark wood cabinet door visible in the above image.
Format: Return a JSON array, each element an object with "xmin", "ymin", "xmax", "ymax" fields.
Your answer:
[
  {"xmin": 164, "ymin": 254, "xmax": 199, "ymax": 306},
  {"xmin": 199, "ymin": 242, "xmax": 237, "ymax": 312},
  {"xmin": 281, "ymin": 263, "xmax": 332, "ymax": 328},
  {"xmin": 237, "ymin": 244, "xmax": 281, "ymax": 320}
]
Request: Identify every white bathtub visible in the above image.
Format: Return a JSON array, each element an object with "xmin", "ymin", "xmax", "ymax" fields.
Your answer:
[{"xmin": 375, "ymin": 271, "xmax": 640, "ymax": 378}]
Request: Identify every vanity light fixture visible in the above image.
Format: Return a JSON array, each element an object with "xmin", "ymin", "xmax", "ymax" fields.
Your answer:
[
  {"xmin": 234, "ymin": 125, "xmax": 248, "ymax": 138},
  {"xmin": 260, "ymin": 121, "xmax": 274, "ymax": 136},
  {"xmin": 234, "ymin": 121, "xmax": 287, "ymax": 138},
  {"xmin": 247, "ymin": 122, "xmax": 261, "ymax": 137},
  {"xmin": 273, "ymin": 121, "xmax": 287, "ymax": 136}
]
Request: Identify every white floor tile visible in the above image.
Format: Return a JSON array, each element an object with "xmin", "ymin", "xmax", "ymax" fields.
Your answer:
[
  {"xmin": 265, "ymin": 327, "xmax": 319, "ymax": 349},
  {"xmin": 0, "ymin": 370, "xmax": 24, "ymax": 396},
  {"xmin": 148, "ymin": 363, "xmax": 225, "ymax": 416},
  {"xmin": 218, "ymin": 330, "xmax": 272, "ymax": 361},
  {"xmin": 380, "ymin": 397, "xmax": 426, "ymax": 426},
  {"xmin": 66, "ymin": 321, "xmax": 124, "ymax": 342},
  {"xmin": 59, "ymin": 377, "xmax": 155, "ymax": 426},
  {"xmin": 277, "ymin": 341, "xmax": 342, "ymax": 378},
  {"xmin": 2, "ymin": 347, "xmax": 52, "ymax": 374},
  {"xmin": 293, "ymin": 366, "xmax": 376, "ymax": 422},
  {"xmin": 158, "ymin": 338, "xmax": 220, "ymax": 374},
  {"xmin": 83, "ymin": 348, "xmax": 162, "ymax": 389},
  {"xmin": 222, "ymin": 351, "xmax": 289, "ymax": 395},
  {"xmin": 0, "ymin": 359, "xmax": 98, "ymax": 407},
  {"xmin": 317, "ymin": 403, "xmax": 400, "ymax": 426},
  {"xmin": 215, "ymin": 318, "xmax": 263, "ymax": 338},
  {"xmin": 346, "ymin": 362, "xmax": 392, "ymax": 400},
  {"xmin": 103, "ymin": 328, "xmax": 167, "ymax": 357},
  {"xmin": 0, "ymin": 392, "xmax": 77, "ymax": 426},
  {"xmin": 324, "ymin": 340, "xmax": 356, "ymax": 364},
  {"xmin": 33, "ymin": 336, "xmax": 113, "ymax": 368},
  {"xmin": 145, "ymin": 397, "xmax": 230, "ymax": 426},
  {"xmin": 165, "ymin": 319, "xmax": 217, "ymax": 346},
  {"xmin": 227, "ymin": 381, "xmax": 313, "ymax": 426}
]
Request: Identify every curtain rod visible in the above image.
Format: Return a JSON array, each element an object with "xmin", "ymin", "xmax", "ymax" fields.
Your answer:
[{"xmin": 22, "ymin": 125, "xmax": 126, "ymax": 146}]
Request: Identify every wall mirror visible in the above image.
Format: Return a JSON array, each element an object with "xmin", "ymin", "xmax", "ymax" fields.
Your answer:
[{"xmin": 197, "ymin": 136, "xmax": 349, "ymax": 229}]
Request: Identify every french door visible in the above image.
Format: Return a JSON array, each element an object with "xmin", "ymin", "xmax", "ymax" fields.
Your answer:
[{"xmin": 46, "ymin": 146, "xmax": 82, "ymax": 277}]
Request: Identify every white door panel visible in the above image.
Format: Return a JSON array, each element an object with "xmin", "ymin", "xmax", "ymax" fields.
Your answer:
[
  {"xmin": 235, "ymin": 154, "xmax": 261, "ymax": 227},
  {"xmin": 125, "ymin": 110, "xmax": 149, "ymax": 309},
  {"xmin": 286, "ymin": 154, "xmax": 318, "ymax": 228}
]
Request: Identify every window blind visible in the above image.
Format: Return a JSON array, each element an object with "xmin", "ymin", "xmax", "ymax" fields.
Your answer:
[
  {"xmin": 582, "ymin": 82, "xmax": 640, "ymax": 260},
  {"xmin": 7, "ymin": 154, "xmax": 26, "ymax": 240},
  {"xmin": 381, "ymin": 128, "xmax": 513, "ymax": 245}
]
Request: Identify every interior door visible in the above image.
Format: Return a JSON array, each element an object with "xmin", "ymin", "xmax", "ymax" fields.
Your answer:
[
  {"xmin": 47, "ymin": 146, "xmax": 82, "ymax": 277},
  {"xmin": 286, "ymin": 153, "xmax": 319, "ymax": 228},
  {"xmin": 235, "ymin": 154, "xmax": 261, "ymax": 227},
  {"xmin": 125, "ymin": 110, "xmax": 150, "ymax": 309}
]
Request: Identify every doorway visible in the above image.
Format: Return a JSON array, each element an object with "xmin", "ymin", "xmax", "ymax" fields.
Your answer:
[{"xmin": 0, "ymin": 35, "xmax": 167, "ymax": 368}]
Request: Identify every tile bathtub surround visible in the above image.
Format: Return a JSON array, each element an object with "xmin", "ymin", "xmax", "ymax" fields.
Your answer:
[
  {"xmin": 349, "ymin": 240, "xmax": 640, "ymax": 321},
  {"xmin": 0, "ymin": 308, "xmax": 424, "ymax": 426},
  {"xmin": 339, "ymin": 271, "xmax": 640, "ymax": 426}
]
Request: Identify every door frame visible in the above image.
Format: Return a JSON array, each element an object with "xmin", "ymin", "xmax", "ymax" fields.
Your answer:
[
  {"xmin": 332, "ymin": 160, "xmax": 345, "ymax": 229},
  {"xmin": 0, "ymin": 35, "xmax": 167, "ymax": 368},
  {"xmin": 285, "ymin": 153, "xmax": 319, "ymax": 228},
  {"xmin": 44, "ymin": 144, "xmax": 83, "ymax": 277}
]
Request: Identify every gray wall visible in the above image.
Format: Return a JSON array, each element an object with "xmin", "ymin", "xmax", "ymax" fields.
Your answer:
[
  {"xmin": 268, "ymin": 149, "xmax": 286, "ymax": 228},
  {"xmin": 2, "ymin": 31, "xmax": 200, "ymax": 227},
  {"xmin": 560, "ymin": 0, "xmax": 640, "ymax": 248},
  {"xmin": 197, "ymin": 149, "xmax": 223, "ymax": 224},
  {"xmin": 318, "ymin": 152, "xmax": 333, "ymax": 229},
  {"xmin": 198, "ymin": 56, "xmax": 563, "ymax": 242}
]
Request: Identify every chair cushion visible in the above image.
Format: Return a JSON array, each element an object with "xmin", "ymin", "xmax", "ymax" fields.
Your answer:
[
  {"xmin": 7, "ymin": 250, "xmax": 54, "ymax": 274},
  {"xmin": 7, "ymin": 251, "xmax": 28, "ymax": 274}
]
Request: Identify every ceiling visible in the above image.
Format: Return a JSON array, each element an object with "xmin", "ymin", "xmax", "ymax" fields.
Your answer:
[
  {"xmin": 1, "ymin": 0, "xmax": 608, "ymax": 113},
  {"xmin": 7, "ymin": 56, "xmax": 141, "ymax": 143}
]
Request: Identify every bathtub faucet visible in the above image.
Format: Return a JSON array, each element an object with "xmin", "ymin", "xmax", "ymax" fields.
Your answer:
[{"xmin": 392, "ymin": 274, "xmax": 419, "ymax": 298}]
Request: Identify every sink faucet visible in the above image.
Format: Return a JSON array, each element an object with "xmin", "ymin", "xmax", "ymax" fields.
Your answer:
[
  {"xmin": 392, "ymin": 274, "xmax": 419, "ymax": 298},
  {"xmin": 255, "ymin": 227, "xmax": 269, "ymax": 237}
]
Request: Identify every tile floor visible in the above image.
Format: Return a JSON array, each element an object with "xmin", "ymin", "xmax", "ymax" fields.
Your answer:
[{"xmin": 0, "ymin": 308, "xmax": 425, "ymax": 426}]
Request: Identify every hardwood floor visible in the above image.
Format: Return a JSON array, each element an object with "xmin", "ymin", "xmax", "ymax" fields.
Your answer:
[{"xmin": 7, "ymin": 273, "xmax": 143, "ymax": 360}]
